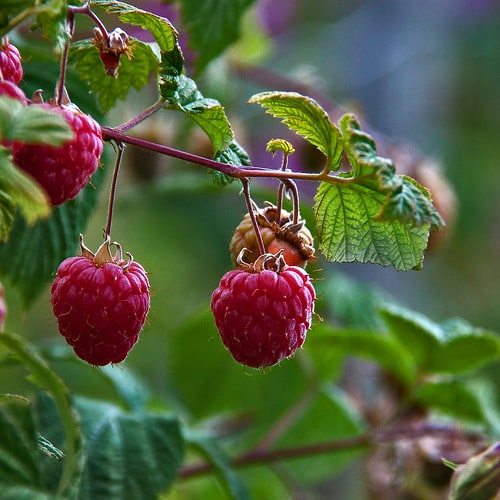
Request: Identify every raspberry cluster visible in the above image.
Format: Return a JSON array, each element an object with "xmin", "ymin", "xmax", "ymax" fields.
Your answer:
[{"xmin": 51, "ymin": 237, "xmax": 150, "ymax": 366}]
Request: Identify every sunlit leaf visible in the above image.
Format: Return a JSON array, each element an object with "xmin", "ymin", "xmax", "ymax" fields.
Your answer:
[{"xmin": 249, "ymin": 91, "xmax": 343, "ymax": 171}]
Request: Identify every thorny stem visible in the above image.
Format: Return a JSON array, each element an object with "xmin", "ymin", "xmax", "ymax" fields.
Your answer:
[
  {"xmin": 241, "ymin": 178, "xmax": 266, "ymax": 256},
  {"xmin": 105, "ymin": 142, "xmax": 125, "ymax": 238}
]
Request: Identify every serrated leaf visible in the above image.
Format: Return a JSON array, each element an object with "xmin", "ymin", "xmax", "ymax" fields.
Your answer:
[
  {"xmin": 0, "ymin": 164, "xmax": 105, "ymax": 307},
  {"xmin": 91, "ymin": 0, "xmax": 178, "ymax": 52},
  {"xmin": 75, "ymin": 397, "xmax": 185, "ymax": 500},
  {"xmin": 266, "ymin": 138, "xmax": 295, "ymax": 156},
  {"xmin": 249, "ymin": 91, "xmax": 343, "ymax": 171},
  {"xmin": 314, "ymin": 181, "xmax": 429, "ymax": 270},
  {"xmin": 0, "ymin": 332, "xmax": 83, "ymax": 497},
  {"xmin": 69, "ymin": 39, "xmax": 158, "ymax": 113},
  {"xmin": 0, "ymin": 96, "xmax": 73, "ymax": 145},
  {"xmin": 177, "ymin": 0, "xmax": 255, "ymax": 73},
  {"xmin": 0, "ymin": 148, "xmax": 49, "ymax": 238},
  {"xmin": 211, "ymin": 140, "xmax": 250, "ymax": 185},
  {"xmin": 186, "ymin": 431, "xmax": 251, "ymax": 500},
  {"xmin": 0, "ymin": 398, "xmax": 42, "ymax": 489},
  {"xmin": 307, "ymin": 323, "xmax": 417, "ymax": 385},
  {"xmin": 340, "ymin": 114, "xmax": 444, "ymax": 230}
]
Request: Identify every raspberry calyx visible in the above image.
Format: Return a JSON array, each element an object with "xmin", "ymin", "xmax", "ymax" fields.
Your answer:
[
  {"xmin": 229, "ymin": 202, "xmax": 315, "ymax": 268},
  {"xmin": 51, "ymin": 235, "xmax": 150, "ymax": 366},
  {"xmin": 211, "ymin": 250, "xmax": 316, "ymax": 369}
]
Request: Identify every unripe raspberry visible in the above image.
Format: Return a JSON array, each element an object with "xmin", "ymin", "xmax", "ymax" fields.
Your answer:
[
  {"xmin": 211, "ymin": 255, "xmax": 316, "ymax": 368},
  {"xmin": 51, "ymin": 236, "xmax": 150, "ymax": 366},
  {"xmin": 0, "ymin": 40, "xmax": 23, "ymax": 84},
  {"xmin": 12, "ymin": 103, "xmax": 103, "ymax": 206},
  {"xmin": 229, "ymin": 203, "xmax": 315, "ymax": 268}
]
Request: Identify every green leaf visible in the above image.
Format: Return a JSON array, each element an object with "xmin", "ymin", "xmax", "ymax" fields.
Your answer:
[
  {"xmin": 249, "ymin": 91, "xmax": 343, "ymax": 171},
  {"xmin": 34, "ymin": 0, "xmax": 70, "ymax": 53},
  {"xmin": 340, "ymin": 114, "xmax": 444, "ymax": 230},
  {"xmin": 266, "ymin": 138, "xmax": 295, "ymax": 156},
  {"xmin": 91, "ymin": 0, "xmax": 178, "ymax": 52},
  {"xmin": 314, "ymin": 180, "xmax": 430, "ymax": 270},
  {"xmin": 186, "ymin": 431, "xmax": 251, "ymax": 500},
  {"xmin": 0, "ymin": 148, "xmax": 49, "ymax": 240},
  {"xmin": 181, "ymin": 97, "xmax": 234, "ymax": 153},
  {"xmin": 379, "ymin": 303, "xmax": 444, "ymax": 371},
  {"xmin": 312, "ymin": 114, "xmax": 445, "ymax": 270},
  {"xmin": 177, "ymin": 0, "xmax": 255, "ymax": 73},
  {"xmin": 413, "ymin": 380, "xmax": 488, "ymax": 424},
  {"xmin": 307, "ymin": 323, "xmax": 417, "ymax": 386},
  {"xmin": 380, "ymin": 304, "xmax": 500, "ymax": 375},
  {"xmin": 0, "ymin": 398, "xmax": 42, "ymax": 489},
  {"xmin": 0, "ymin": 96, "xmax": 73, "ymax": 145},
  {"xmin": 0, "ymin": 164, "xmax": 106, "ymax": 307},
  {"xmin": 75, "ymin": 397, "xmax": 185, "ymax": 500},
  {"xmin": 211, "ymin": 140, "xmax": 250, "ymax": 185},
  {"xmin": 0, "ymin": 332, "xmax": 83, "ymax": 497},
  {"xmin": 69, "ymin": 39, "xmax": 159, "ymax": 113}
]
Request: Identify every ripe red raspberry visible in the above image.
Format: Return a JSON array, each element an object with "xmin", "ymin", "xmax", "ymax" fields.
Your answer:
[
  {"xmin": 0, "ymin": 40, "xmax": 23, "ymax": 84},
  {"xmin": 229, "ymin": 203, "xmax": 315, "ymax": 268},
  {"xmin": 0, "ymin": 80, "xmax": 27, "ymax": 103},
  {"xmin": 12, "ymin": 103, "xmax": 103, "ymax": 206},
  {"xmin": 51, "ymin": 236, "xmax": 150, "ymax": 366},
  {"xmin": 210, "ymin": 256, "xmax": 316, "ymax": 368},
  {"xmin": 0, "ymin": 283, "xmax": 7, "ymax": 332}
]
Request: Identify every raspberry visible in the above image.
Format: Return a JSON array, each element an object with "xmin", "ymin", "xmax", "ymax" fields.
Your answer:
[
  {"xmin": 12, "ymin": 103, "xmax": 103, "ymax": 206},
  {"xmin": 229, "ymin": 203, "xmax": 315, "ymax": 268},
  {"xmin": 51, "ymin": 236, "xmax": 150, "ymax": 366},
  {"xmin": 210, "ymin": 255, "xmax": 316, "ymax": 368},
  {"xmin": 0, "ymin": 80, "xmax": 27, "ymax": 103},
  {"xmin": 0, "ymin": 40, "xmax": 23, "ymax": 84},
  {"xmin": 0, "ymin": 283, "xmax": 7, "ymax": 332}
]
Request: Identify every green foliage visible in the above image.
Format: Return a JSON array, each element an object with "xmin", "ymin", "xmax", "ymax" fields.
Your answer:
[
  {"xmin": 0, "ymin": 165, "xmax": 105, "ymax": 307},
  {"xmin": 76, "ymin": 398, "xmax": 184, "ymax": 500},
  {"xmin": 249, "ymin": 91, "xmax": 343, "ymax": 171},
  {"xmin": 175, "ymin": 0, "xmax": 256, "ymax": 73},
  {"xmin": 266, "ymin": 138, "xmax": 295, "ymax": 156},
  {"xmin": 0, "ymin": 148, "xmax": 49, "ymax": 240},
  {"xmin": 69, "ymin": 39, "xmax": 159, "ymax": 113},
  {"xmin": 92, "ymin": 0, "xmax": 178, "ymax": 52}
]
